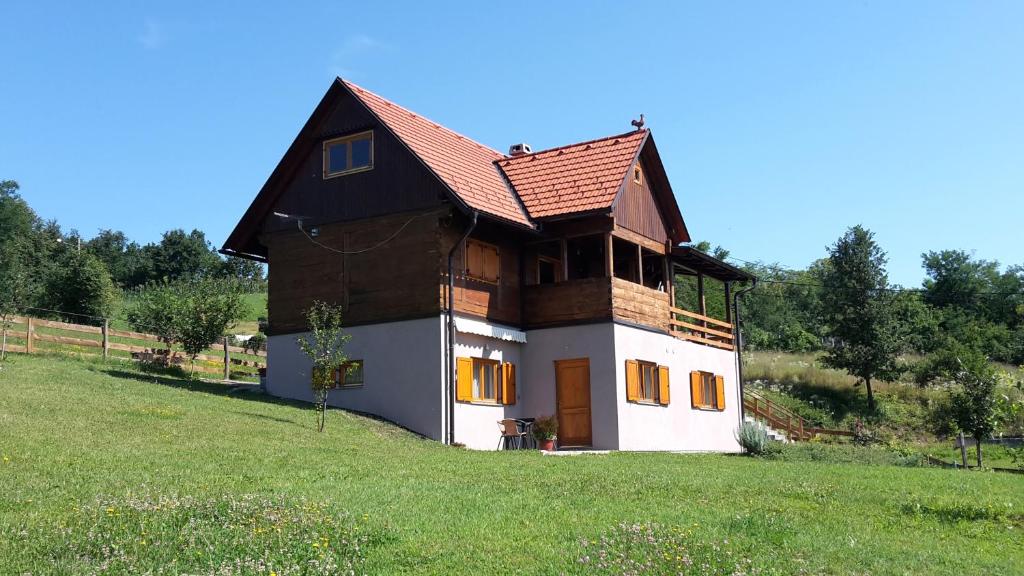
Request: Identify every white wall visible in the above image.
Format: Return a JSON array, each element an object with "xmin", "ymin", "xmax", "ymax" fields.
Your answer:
[
  {"xmin": 266, "ymin": 316, "xmax": 446, "ymax": 441},
  {"xmin": 521, "ymin": 323, "xmax": 620, "ymax": 450},
  {"xmin": 451, "ymin": 331, "xmax": 524, "ymax": 450},
  {"xmin": 612, "ymin": 323, "xmax": 742, "ymax": 452}
]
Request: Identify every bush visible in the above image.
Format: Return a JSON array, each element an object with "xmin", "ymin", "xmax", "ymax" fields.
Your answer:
[
  {"xmin": 532, "ymin": 414, "xmax": 558, "ymax": 441},
  {"xmin": 736, "ymin": 421, "xmax": 770, "ymax": 455}
]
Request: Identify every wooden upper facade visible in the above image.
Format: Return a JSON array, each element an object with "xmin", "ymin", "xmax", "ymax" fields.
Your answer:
[{"xmin": 224, "ymin": 79, "xmax": 753, "ymax": 347}]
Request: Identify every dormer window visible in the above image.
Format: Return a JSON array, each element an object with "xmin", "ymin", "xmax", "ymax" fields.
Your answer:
[
  {"xmin": 323, "ymin": 131, "xmax": 373, "ymax": 178},
  {"xmin": 633, "ymin": 164, "xmax": 643, "ymax": 185}
]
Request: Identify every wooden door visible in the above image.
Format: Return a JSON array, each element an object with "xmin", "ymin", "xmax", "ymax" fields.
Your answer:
[{"xmin": 555, "ymin": 358, "xmax": 592, "ymax": 447}]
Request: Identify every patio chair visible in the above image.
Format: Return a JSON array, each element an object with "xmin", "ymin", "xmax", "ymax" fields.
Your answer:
[{"xmin": 497, "ymin": 418, "xmax": 526, "ymax": 450}]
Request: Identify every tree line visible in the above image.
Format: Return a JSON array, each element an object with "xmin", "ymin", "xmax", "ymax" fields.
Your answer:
[
  {"xmin": 711, "ymin": 233, "xmax": 1024, "ymax": 369},
  {"xmin": 0, "ymin": 179, "xmax": 264, "ymax": 324}
]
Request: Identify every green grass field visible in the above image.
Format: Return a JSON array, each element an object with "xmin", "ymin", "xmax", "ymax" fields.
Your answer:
[{"xmin": 1, "ymin": 355, "xmax": 1022, "ymax": 575}]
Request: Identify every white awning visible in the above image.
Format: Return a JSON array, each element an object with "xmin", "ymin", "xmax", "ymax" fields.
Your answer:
[{"xmin": 454, "ymin": 316, "xmax": 527, "ymax": 343}]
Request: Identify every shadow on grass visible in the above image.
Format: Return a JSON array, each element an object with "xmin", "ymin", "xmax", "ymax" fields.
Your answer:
[{"xmin": 99, "ymin": 368, "xmax": 310, "ymax": 411}]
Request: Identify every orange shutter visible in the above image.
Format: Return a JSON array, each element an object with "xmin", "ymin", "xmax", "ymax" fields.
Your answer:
[
  {"xmin": 626, "ymin": 360, "xmax": 639, "ymax": 401},
  {"xmin": 501, "ymin": 362, "xmax": 516, "ymax": 405},
  {"xmin": 466, "ymin": 241, "xmax": 481, "ymax": 277},
  {"xmin": 690, "ymin": 371, "xmax": 701, "ymax": 408},
  {"xmin": 658, "ymin": 365, "xmax": 670, "ymax": 406},
  {"xmin": 484, "ymin": 246, "xmax": 500, "ymax": 282},
  {"xmin": 456, "ymin": 357, "xmax": 473, "ymax": 402},
  {"xmin": 715, "ymin": 375, "xmax": 726, "ymax": 410}
]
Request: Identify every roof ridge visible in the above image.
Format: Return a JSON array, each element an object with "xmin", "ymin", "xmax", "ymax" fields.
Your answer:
[
  {"xmin": 499, "ymin": 129, "xmax": 647, "ymax": 163},
  {"xmin": 341, "ymin": 78, "xmax": 505, "ymax": 159}
]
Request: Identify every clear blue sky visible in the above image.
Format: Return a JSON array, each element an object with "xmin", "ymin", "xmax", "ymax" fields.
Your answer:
[{"xmin": 2, "ymin": 2, "xmax": 1021, "ymax": 286}]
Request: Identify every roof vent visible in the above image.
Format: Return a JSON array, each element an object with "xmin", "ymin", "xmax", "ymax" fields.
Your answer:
[{"xmin": 508, "ymin": 143, "xmax": 532, "ymax": 156}]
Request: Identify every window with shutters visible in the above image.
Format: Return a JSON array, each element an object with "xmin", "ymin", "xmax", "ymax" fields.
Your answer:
[
  {"xmin": 465, "ymin": 239, "xmax": 500, "ymax": 283},
  {"xmin": 625, "ymin": 359, "xmax": 670, "ymax": 406},
  {"xmin": 690, "ymin": 370, "xmax": 725, "ymax": 410},
  {"xmin": 323, "ymin": 131, "xmax": 374, "ymax": 178},
  {"xmin": 456, "ymin": 357, "xmax": 516, "ymax": 405},
  {"xmin": 637, "ymin": 360, "xmax": 658, "ymax": 403},
  {"xmin": 331, "ymin": 360, "xmax": 364, "ymax": 389}
]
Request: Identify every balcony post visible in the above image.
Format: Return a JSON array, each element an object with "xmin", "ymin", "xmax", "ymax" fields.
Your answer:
[
  {"xmin": 560, "ymin": 238, "xmax": 569, "ymax": 281},
  {"xmin": 697, "ymin": 273, "xmax": 706, "ymax": 337},
  {"xmin": 636, "ymin": 244, "xmax": 643, "ymax": 286},
  {"xmin": 604, "ymin": 233, "xmax": 614, "ymax": 278}
]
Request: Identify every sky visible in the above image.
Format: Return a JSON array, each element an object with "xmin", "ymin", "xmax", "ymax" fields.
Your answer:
[{"xmin": 1, "ymin": 1, "xmax": 1022, "ymax": 287}]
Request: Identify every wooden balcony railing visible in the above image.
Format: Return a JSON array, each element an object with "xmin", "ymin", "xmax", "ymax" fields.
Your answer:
[
  {"xmin": 743, "ymin": 389, "xmax": 854, "ymax": 442},
  {"xmin": 668, "ymin": 307, "xmax": 735, "ymax": 350}
]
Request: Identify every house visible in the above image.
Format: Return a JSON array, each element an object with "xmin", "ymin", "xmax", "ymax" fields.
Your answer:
[{"xmin": 222, "ymin": 78, "xmax": 755, "ymax": 451}]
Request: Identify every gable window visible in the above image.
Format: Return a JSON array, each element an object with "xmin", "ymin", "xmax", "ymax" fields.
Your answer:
[
  {"xmin": 465, "ymin": 239, "xmax": 500, "ymax": 283},
  {"xmin": 323, "ymin": 131, "xmax": 373, "ymax": 178},
  {"xmin": 332, "ymin": 360, "xmax": 364, "ymax": 388},
  {"xmin": 456, "ymin": 357, "xmax": 516, "ymax": 405},
  {"xmin": 690, "ymin": 371, "xmax": 725, "ymax": 411},
  {"xmin": 633, "ymin": 164, "xmax": 643, "ymax": 185},
  {"xmin": 625, "ymin": 359, "xmax": 670, "ymax": 406}
]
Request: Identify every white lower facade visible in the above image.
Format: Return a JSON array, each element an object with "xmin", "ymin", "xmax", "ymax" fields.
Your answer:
[{"xmin": 266, "ymin": 314, "xmax": 742, "ymax": 452}]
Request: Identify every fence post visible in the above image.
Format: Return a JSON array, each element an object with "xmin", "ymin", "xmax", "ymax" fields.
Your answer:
[
  {"xmin": 957, "ymin": 432, "xmax": 969, "ymax": 469},
  {"xmin": 25, "ymin": 317, "xmax": 34, "ymax": 354},
  {"xmin": 223, "ymin": 337, "xmax": 230, "ymax": 381},
  {"xmin": 102, "ymin": 319, "xmax": 109, "ymax": 360}
]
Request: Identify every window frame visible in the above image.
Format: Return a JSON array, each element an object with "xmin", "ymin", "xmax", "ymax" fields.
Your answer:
[
  {"xmin": 697, "ymin": 370, "xmax": 717, "ymax": 409},
  {"xmin": 633, "ymin": 163, "xmax": 643, "ymax": 185},
  {"xmin": 637, "ymin": 360, "xmax": 659, "ymax": 404},
  {"xmin": 332, "ymin": 360, "xmax": 364, "ymax": 389},
  {"xmin": 536, "ymin": 255, "xmax": 562, "ymax": 284},
  {"xmin": 465, "ymin": 238, "xmax": 501, "ymax": 284},
  {"xmin": 323, "ymin": 130, "xmax": 374, "ymax": 179},
  {"xmin": 470, "ymin": 357, "xmax": 501, "ymax": 403}
]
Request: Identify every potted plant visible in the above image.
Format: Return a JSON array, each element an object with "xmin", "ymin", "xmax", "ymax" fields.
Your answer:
[{"xmin": 532, "ymin": 415, "xmax": 558, "ymax": 451}]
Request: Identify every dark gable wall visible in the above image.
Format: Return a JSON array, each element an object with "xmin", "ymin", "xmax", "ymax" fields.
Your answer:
[
  {"xmin": 263, "ymin": 90, "xmax": 453, "ymax": 333},
  {"xmin": 264, "ymin": 89, "xmax": 449, "ymax": 234},
  {"xmin": 612, "ymin": 156, "xmax": 669, "ymax": 245}
]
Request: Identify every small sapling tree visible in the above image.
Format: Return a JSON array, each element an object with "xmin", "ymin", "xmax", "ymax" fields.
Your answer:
[
  {"xmin": 949, "ymin": 352, "xmax": 1001, "ymax": 468},
  {"xmin": 296, "ymin": 301, "xmax": 350, "ymax": 432},
  {"xmin": 127, "ymin": 280, "xmax": 182, "ymax": 364},
  {"xmin": 127, "ymin": 278, "xmax": 247, "ymax": 376},
  {"xmin": 175, "ymin": 278, "xmax": 247, "ymax": 377}
]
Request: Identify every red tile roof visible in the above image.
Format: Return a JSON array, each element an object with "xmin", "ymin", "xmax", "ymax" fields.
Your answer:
[
  {"xmin": 343, "ymin": 80, "xmax": 532, "ymax": 227},
  {"xmin": 496, "ymin": 130, "xmax": 648, "ymax": 219}
]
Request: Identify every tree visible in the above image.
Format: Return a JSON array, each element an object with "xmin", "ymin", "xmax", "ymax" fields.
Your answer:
[
  {"xmin": 85, "ymin": 229, "xmax": 149, "ymax": 288},
  {"xmin": 126, "ymin": 280, "xmax": 182, "ymax": 357},
  {"xmin": 175, "ymin": 279, "xmax": 247, "ymax": 376},
  {"xmin": 949, "ymin": 351, "xmax": 1001, "ymax": 467},
  {"xmin": 819, "ymin": 226, "xmax": 903, "ymax": 411},
  {"xmin": 41, "ymin": 251, "xmax": 118, "ymax": 324},
  {"xmin": 145, "ymin": 229, "xmax": 222, "ymax": 282},
  {"xmin": 0, "ymin": 244, "xmax": 36, "ymax": 361},
  {"xmin": 296, "ymin": 301, "xmax": 351, "ymax": 432},
  {"xmin": 127, "ymin": 278, "xmax": 247, "ymax": 376}
]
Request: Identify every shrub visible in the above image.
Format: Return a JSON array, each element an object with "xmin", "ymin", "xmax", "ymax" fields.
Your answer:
[
  {"xmin": 736, "ymin": 421, "xmax": 770, "ymax": 455},
  {"xmin": 532, "ymin": 414, "xmax": 558, "ymax": 441}
]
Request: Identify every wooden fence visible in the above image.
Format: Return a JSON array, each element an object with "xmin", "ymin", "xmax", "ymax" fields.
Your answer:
[{"xmin": 1, "ymin": 314, "xmax": 266, "ymax": 380}]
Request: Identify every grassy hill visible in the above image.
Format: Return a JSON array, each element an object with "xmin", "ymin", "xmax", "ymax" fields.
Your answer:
[{"xmin": 1, "ymin": 355, "xmax": 1022, "ymax": 574}]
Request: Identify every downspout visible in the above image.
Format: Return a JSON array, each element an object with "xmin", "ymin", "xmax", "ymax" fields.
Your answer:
[
  {"xmin": 732, "ymin": 278, "xmax": 758, "ymax": 425},
  {"xmin": 446, "ymin": 211, "xmax": 477, "ymax": 445}
]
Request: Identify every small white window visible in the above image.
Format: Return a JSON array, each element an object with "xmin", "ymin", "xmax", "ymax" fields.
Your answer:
[{"xmin": 324, "ymin": 131, "xmax": 373, "ymax": 178}]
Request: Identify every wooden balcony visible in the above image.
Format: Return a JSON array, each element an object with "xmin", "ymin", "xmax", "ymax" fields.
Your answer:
[{"xmin": 668, "ymin": 307, "xmax": 735, "ymax": 350}]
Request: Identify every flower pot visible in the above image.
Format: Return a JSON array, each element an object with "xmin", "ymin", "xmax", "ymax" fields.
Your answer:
[{"xmin": 538, "ymin": 438, "xmax": 556, "ymax": 451}]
